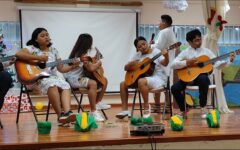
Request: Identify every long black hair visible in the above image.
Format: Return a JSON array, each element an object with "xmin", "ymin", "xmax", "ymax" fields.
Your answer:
[
  {"xmin": 69, "ymin": 33, "xmax": 93, "ymax": 59},
  {"xmin": 26, "ymin": 27, "xmax": 52, "ymax": 48}
]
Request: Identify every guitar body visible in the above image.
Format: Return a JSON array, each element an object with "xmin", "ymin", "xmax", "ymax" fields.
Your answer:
[
  {"xmin": 84, "ymin": 57, "xmax": 107, "ymax": 86},
  {"xmin": 177, "ymin": 55, "xmax": 213, "ymax": 82},
  {"xmin": 125, "ymin": 57, "xmax": 155, "ymax": 87},
  {"xmin": 15, "ymin": 60, "xmax": 50, "ymax": 85},
  {"xmin": 124, "ymin": 42, "xmax": 182, "ymax": 87}
]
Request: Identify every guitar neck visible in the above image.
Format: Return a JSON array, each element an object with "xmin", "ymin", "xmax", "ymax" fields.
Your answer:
[
  {"xmin": 0, "ymin": 55, "xmax": 15, "ymax": 62},
  {"xmin": 151, "ymin": 52, "xmax": 162, "ymax": 62},
  {"xmin": 149, "ymin": 45, "xmax": 173, "ymax": 63},
  {"xmin": 204, "ymin": 50, "xmax": 237, "ymax": 65},
  {"xmin": 46, "ymin": 58, "xmax": 76, "ymax": 68},
  {"xmin": 142, "ymin": 42, "xmax": 181, "ymax": 66}
]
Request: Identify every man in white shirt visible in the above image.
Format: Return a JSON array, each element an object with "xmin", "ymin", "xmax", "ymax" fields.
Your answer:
[
  {"xmin": 151, "ymin": 14, "xmax": 177, "ymax": 108},
  {"xmin": 116, "ymin": 36, "xmax": 169, "ymax": 119},
  {"xmin": 171, "ymin": 29, "xmax": 235, "ymax": 119}
]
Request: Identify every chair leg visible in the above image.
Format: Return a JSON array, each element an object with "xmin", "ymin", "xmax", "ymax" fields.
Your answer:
[
  {"xmin": 138, "ymin": 91, "xmax": 143, "ymax": 117},
  {"xmin": 24, "ymin": 85, "xmax": 38, "ymax": 122},
  {"xmin": 71, "ymin": 89, "xmax": 84, "ymax": 113},
  {"xmin": 183, "ymin": 90, "xmax": 187, "ymax": 118},
  {"xmin": 46, "ymin": 101, "xmax": 51, "ymax": 121},
  {"xmin": 0, "ymin": 119, "xmax": 3, "ymax": 129},
  {"xmin": 16, "ymin": 84, "xmax": 24, "ymax": 124},
  {"xmin": 79, "ymin": 94, "xmax": 84, "ymax": 113},
  {"xmin": 212, "ymin": 89, "xmax": 218, "ymax": 109},
  {"xmin": 131, "ymin": 89, "xmax": 138, "ymax": 117},
  {"xmin": 168, "ymin": 89, "xmax": 173, "ymax": 116},
  {"xmin": 101, "ymin": 110, "xmax": 108, "ymax": 120},
  {"xmin": 162, "ymin": 91, "xmax": 167, "ymax": 121}
]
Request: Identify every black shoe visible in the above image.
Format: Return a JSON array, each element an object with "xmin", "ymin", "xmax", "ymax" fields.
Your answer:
[{"xmin": 59, "ymin": 111, "xmax": 76, "ymax": 124}]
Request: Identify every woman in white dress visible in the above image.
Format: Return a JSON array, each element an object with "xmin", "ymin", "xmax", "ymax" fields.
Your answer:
[{"xmin": 16, "ymin": 28, "xmax": 79, "ymax": 124}]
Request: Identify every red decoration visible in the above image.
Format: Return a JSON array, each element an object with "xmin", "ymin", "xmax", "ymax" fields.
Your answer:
[
  {"xmin": 207, "ymin": 9, "xmax": 216, "ymax": 25},
  {"xmin": 216, "ymin": 15, "xmax": 227, "ymax": 31}
]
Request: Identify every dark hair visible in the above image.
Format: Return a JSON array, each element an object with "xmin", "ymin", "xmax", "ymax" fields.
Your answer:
[
  {"xmin": 161, "ymin": 14, "xmax": 172, "ymax": 26},
  {"xmin": 186, "ymin": 29, "xmax": 202, "ymax": 42},
  {"xmin": 134, "ymin": 36, "xmax": 146, "ymax": 48},
  {"xmin": 69, "ymin": 33, "xmax": 93, "ymax": 59},
  {"xmin": 26, "ymin": 28, "xmax": 52, "ymax": 48}
]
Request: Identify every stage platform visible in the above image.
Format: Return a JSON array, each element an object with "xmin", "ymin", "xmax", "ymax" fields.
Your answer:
[{"xmin": 1, "ymin": 106, "xmax": 240, "ymax": 149}]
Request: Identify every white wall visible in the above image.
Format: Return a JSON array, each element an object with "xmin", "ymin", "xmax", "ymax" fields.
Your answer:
[
  {"xmin": 0, "ymin": 0, "xmax": 239, "ymax": 25},
  {"xmin": 0, "ymin": 0, "xmax": 18, "ymax": 21},
  {"xmin": 20, "ymin": 7, "xmax": 137, "ymax": 92},
  {"xmin": 139, "ymin": 0, "xmax": 240, "ymax": 25}
]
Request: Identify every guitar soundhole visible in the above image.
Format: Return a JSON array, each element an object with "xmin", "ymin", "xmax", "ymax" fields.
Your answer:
[
  {"xmin": 140, "ymin": 65, "xmax": 145, "ymax": 70},
  {"xmin": 38, "ymin": 62, "xmax": 46, "ymax": 69},
  {"xmin": 198, "ymin": 62, "xmax": 204, "ymax": 68}
]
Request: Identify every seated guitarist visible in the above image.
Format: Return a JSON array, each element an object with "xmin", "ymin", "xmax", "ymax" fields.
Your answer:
[
  {"xmin": 116, "ymin": 36, "xmax": 169, "ymax": 119},
  {"xmin": 64, "ymin": 33, "xmax": 110, "ymax": 122},
  {"xmin": 171, "ymin": 29, "xmax": 236, "ymax": 119},
  {"xmin": 16, "ymin": 28, "xmax": 79, "ymax": 125}
]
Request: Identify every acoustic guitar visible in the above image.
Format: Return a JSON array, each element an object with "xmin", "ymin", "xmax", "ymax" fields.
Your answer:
[
  {"xmin": 125, "ymin": 42, "xmax": 181, "ymax": 88},
  {"xmin": 83, "ymin": 47, "xmax": 107, "ymax": 86},
  {"xmin": 177, "ymin": 49, "xmax": 240, "ymax": 82},
  {"xmin": 15, "ymin": 58, "xmax": 81, "ymax": 85}
]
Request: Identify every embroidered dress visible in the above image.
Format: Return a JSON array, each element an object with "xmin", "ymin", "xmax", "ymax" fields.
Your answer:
[{"xmin": 26, "ymin": 45, "xmax": 70, "ymax": 94}]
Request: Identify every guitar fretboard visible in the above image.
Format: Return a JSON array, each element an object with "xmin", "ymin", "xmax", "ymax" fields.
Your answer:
[
  {"xmin": 46, "ymin": 58, "xmax": 79, "ymax": 68},
  {"xmin": 203, "ymin": 49, "xmax": 239, "ymax": 66},
  {"xmin": 146, "ymin": 42, "xmax": 181, "ymax": 66}
]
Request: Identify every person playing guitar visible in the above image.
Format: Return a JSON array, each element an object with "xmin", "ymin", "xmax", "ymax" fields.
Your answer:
[
  {"xmin": 171, "ymin": 29, "xmax": 236, "ymax": 119},
  {"xmin": 116, "ymin": 36, "xmax": 169, "ymax": 119},
  {"xmin": 15, "ymin": 28, "xmax": 79, "ymax": 125},
  {"xmin": 64, "ymin": 33, "xmax": 110, "ymax": 122}
]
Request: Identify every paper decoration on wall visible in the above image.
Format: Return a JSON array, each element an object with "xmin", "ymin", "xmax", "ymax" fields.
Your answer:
[
  {"xmin": 163, "ymin": 0, "xmax": 188, "ymax": 12},
  {"xmin": 207, "ymin": 8, "xmax": 227, "ymax": 31},
  {"xmin": 216, "ymin": 15, "xmax": 227, "ymax": 31}
]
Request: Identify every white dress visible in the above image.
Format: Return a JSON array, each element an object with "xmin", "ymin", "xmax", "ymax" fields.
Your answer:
[{"xmin": 26, "ymin": 45, "xmax": 70, "ymax": 94}]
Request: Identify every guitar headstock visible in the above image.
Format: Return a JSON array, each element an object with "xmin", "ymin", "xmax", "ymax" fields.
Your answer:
[
  {"xmin": 235, "ymin": 49, "xmax": 240, "ymax": 55},
  {"xmin": 168, "ymin": 42, "xmax": 182, "ymax": 50},
  {"xmin": 95, "ymin": 47, "xmax": 103, "ymax": 60}
]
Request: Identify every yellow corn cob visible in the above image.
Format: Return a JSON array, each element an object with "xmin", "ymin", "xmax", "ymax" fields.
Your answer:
[
  {"xmin": 81, "ymin": 112, "xmax": 88, "ymax": 129},
  {"xmin": 211, "ymin": 110, "xmax": 217, "ymax": 125},
  {"xmin": 171, "ymin": 115, "xmax": 182, "ymax": 126}
]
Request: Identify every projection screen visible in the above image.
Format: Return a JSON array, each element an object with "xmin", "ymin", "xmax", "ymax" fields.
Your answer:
[{"xmin": 19, "ymin": 6, "xmax": 137, "ymax": 92}]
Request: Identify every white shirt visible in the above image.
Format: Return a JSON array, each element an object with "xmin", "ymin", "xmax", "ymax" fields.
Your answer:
[
  {"xmin": 152, "ymin": 27, "xmax": 177, "ymax": 50},
  {"xmin": 152, "ymin": 26, "xmax": 177, "ymax": 75},
  {"xmin": 171, "ymin": 46, "xmax": 231, "ymax": 70}
]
